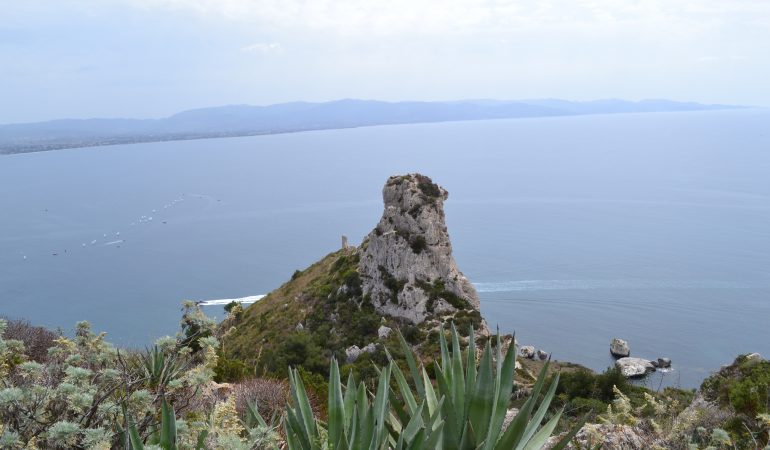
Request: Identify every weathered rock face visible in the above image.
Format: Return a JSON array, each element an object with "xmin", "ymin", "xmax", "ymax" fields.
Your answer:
[{"xmin": 358, "ymin": 174, "xmax": 481, "ymax": 324}]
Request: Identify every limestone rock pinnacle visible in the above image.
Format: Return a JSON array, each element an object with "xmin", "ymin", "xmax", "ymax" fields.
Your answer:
[{"xmin": 358, "ymin": 174, "xmax": 481, "ymax": 324}]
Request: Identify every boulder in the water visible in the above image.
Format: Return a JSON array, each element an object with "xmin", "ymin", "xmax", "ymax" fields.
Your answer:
[
  {"xmin": 616, "ymin": 357, "xmax": 656, "ymax": 378},
  {"xmin": 657, "ymin": 357, "xmax": 672, "ymax": 368},
  {"xmin": 610, "ymin": 338, "xmax": 630, "ymax": 358}
]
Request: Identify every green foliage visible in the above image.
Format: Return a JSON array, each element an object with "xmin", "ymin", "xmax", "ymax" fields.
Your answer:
[
  {"xmin": 410, "ymin": 235, "xmax": 427, "ymax": 254},
  {"xmin": 416, "ymin": 279, "xmax": 470, "ymax": 312},
  {"xmin": 699, "ymin": 354, "xmax": 770, "ymax": 447},
  {"xmin": 556, "ymin": 366, "xmax": 630, "ymax": 404},
  {"xmin": 214, "ymin": 351, "xmax": 253, "ymax": 382},
  {"xmin": 415, "ymin": 174, "xmax": 442, "ymax": 199},
  {"xmin": 179, "ymin": 301, "xmax": 217, "ymax": 352},
  {"xmin": 0, "ymin": 309, "xmax": 283, "ymax": 449},
  {"xmin": 379, "ymin": 265, "xmax": 407, "ymax": 304},
  {"xmin": 283, "ymin": 324, "xmax": 583, "ymax": 450}
]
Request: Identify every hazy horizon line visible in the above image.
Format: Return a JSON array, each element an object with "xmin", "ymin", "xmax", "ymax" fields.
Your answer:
[{"xmin": 0, "ymin": 97, "xmax": 749, "ymax": 127}]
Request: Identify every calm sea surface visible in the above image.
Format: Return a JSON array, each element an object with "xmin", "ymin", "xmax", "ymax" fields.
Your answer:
[{"xmin": 1, "ymin": 110, "xmax": 769, "ymax": 388}]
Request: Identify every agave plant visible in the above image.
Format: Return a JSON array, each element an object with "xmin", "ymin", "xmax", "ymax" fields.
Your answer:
[
  {"xmin": 284, "ymin": 354, "xmax": 389, "ymax": 449},
  {"xmin": 125, "ymin": 397, "xmax": 191, "ymax": 450},
  {"xmin": 140, "ymin": 345, "xmax": 188, "ymax": 392},
  {"xmin": 284, "ymin": 324, "xmax": 584, "ymax": 450},
  {"xmin": 389, "ymin": 324, "xmax": 584, "ymax": 450}
]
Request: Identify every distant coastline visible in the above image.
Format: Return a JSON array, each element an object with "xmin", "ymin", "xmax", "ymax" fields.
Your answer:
[{"xmin": 0, "ymin": 98, "xmax": 745, "ymax": 155}]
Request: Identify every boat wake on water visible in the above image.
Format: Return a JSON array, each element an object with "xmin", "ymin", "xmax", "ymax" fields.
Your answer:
[{"xmin": 472, "ymin": 279, "xmax": 763, "ymax": 293}]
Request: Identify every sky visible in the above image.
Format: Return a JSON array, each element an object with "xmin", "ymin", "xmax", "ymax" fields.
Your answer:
[{"xmin": 1, "ymin": 0, "xmax": 769, "ymax": 123}]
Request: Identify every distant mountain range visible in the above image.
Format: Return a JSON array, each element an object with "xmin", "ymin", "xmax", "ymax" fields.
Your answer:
[{"xmin": 0, "ymin": 99, "xmax": 744, "ymax": 155}]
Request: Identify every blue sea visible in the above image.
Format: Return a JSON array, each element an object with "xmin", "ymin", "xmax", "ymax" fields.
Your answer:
[{"xmin": 1, "ymin": 109, "xmax": 769, "ymax": 388}]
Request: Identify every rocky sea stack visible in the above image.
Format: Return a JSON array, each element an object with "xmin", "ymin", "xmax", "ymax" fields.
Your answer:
[
  {"xmin": 223, "ymin": 173, "xmax": 485, "ymax": 375},
  {"xmin": 359, "ymin": 174, "xmax": 481, "ymax": 324}
]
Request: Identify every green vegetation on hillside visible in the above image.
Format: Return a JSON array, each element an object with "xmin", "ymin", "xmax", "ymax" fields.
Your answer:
[{"xmin": 221, "ymin": 249, "xmax": 481, "ymax": 384}]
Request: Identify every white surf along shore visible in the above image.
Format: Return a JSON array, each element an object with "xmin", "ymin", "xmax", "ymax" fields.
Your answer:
[{"xmin": 197, "ymin": 295, "xmax": 265, "ymax": 306}]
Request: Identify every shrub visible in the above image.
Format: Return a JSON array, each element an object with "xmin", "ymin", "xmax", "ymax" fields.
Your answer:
[
  {"xmin": 233, "ymin": 378, "xmax": 289, "ymax": 421},
  {"xmin": 409, "ymin": 235, "xmax": 427, "ymax": 253},
  {"xmin": 1, "ymin": 316, "xmax": 59, "ymax": 362}
]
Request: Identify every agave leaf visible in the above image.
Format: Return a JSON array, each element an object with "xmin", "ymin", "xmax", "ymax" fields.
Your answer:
[
  {"xmin": 464, "ymin": 326, "xmax": 477, "ymax": 423},
  {"xmin": 426, "ymin": 396, "xmax": 446, "ymax": 432},
  {"xmin": 284, "ymin": 419, "xmax": 306, "ymax": 450},
  {"xmin": 194, "ymin": 430, "xmax": 208, "ymax": 450},
  {"xmin": 495, "ymin": 359, "xmax": 551, "ymax": 449},
  {"xmin": 289, "ymin": 368, "xmax": 318, "ymax": 445},
  {"xmin": 159, "ymin": 397, "xmax": 177, "ymax": 450},
  {"xmin": 286, "ymin": 404, "xmax": 312, "ymax": 450},
  {"xmin": 246, "ymin": 400, "xmax": 268, "ymax": 428},
  {"xmin": 425, "ymin": 419, "xmax": 445, "ymax": 450},
  {"xmin": 439, "ymin": 326, "xmax": 450, "ymax": 374},
  {"xmin": 450, "ymin": 323, "xmax": 466, "ymax": 416},
  {"xmin": 128, "ymin": 415, "xmax": 144, "ymax": 450},
  {"xmin": 433, "ymin": 366, "xmax": 460, "ymax": 450},
  {"xmin": 422, "ymin": 367, "xmax": 440, "ymax": 416},
  {"xmin": 391, "ymin": 360, "xmax": 419, "ymax": 413},
  {"xmin": 515, "ymin": 373, "xmax": 560, "ymax": 450},
  {"xmin": 371, "ymin": 364, "xmax": 392, "ymax": 448},
  {"xmin": 522, "ymin": 410, "xmax": 562, "ymax": 450},
  {"xmin": 548, "ymin": 414, "xmax": 588, "ymax": 450},
  {"xmin": 483, "ymin": 333, "xmax": 517, "ymax": 450},
  {"xmin": 458, "ymin": 420, "xmax": 476, "ymax": 450},
  {"xmin": 402, "ymin": 401, "xmax": 426, "ymax": 443},
  {"xmin": 389, "ymin": 387, "xmax": 411, "ymax": 429},
  {"xmin": 406, "ymin": 428, "xmax": 427, "ymax": 450},
  {"xmin": 344, "ymin": 371, "xmax": 357, "ymax": 424},
  {"xmin": 397, "ymin": 329, "xmax": 425, "ymax": 399},
  {"xmin": 328, "ymin": 359, "xmax": 345, "ymax": 450},
  {"xmin": 396, "ymin": 431, "xmax": 407, "ymax": 450},
  {"xmin": 468, "ymin": 341, "xmax": 495, "ymax": 445}
]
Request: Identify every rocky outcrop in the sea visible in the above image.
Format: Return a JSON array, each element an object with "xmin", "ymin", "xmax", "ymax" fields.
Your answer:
[
  {"xmin": 610, "ymin": 338, "xmax": 630, "ymax": 358},
  {"xmin": 616, "ymin": 357, "xmax": 656, "ymax": 377},
  {"xmin": 358, "ymin": 174, "xmax": 482, "ymax": 324}
]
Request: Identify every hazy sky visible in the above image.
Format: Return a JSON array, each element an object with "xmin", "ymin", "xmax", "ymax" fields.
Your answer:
[{"xmin": 2, "ymin": 0, "xmax": 769, "ymax": 123}]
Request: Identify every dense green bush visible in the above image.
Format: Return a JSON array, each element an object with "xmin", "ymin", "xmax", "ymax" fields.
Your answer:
[{"xmin": 699, "ymin": 354, "xmax": 770, "ymax": 447}]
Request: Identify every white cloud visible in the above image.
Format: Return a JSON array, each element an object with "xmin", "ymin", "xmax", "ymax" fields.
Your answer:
[
  {"xmin": 241, "ymin": 42, "xmax": 282, "ymax": 53},
  {"xmin": 123, "ymin": 0, "xmax": 770, "ymax": 36}
]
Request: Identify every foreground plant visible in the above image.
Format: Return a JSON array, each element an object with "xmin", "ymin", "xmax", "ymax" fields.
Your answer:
[
  {"xmin": 0, "ymin": 304, "xmax": 282, "ymax": 449},
  {"xmin": 284, "ymin": 324, "xmax": 584, "ymax": 450}
]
